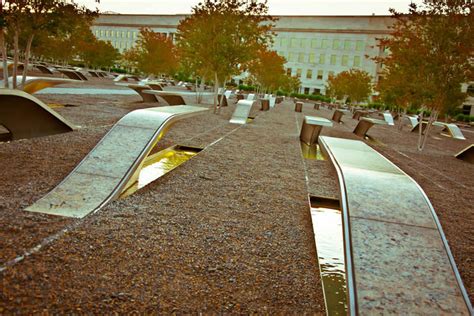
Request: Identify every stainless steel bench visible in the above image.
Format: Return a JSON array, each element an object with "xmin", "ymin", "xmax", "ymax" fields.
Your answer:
[
  {"xmin": 319, "ymin": 136, "xmax": 473, "ymax": 315},
  {"xmin": 353, "ymin": 117, "xmax": 388, "ymax": 138},
  {"xmin": 115, "ymin": 83, "xmax": 159, "ymax": 103},
  {"xmin": 26, "ymin": 105, "xmax": 208, "ymax": 218},
  {"xmin": 332, "ymin": 109, "xmax": 351, "ymax": 123},
  {"xmin": 300, "ymin": 116, "xmax": 333, "ymax": 145},
  {"xmin": 433, "ymin": 122, "xmax": 466, "ymax": 140},
  {"xmin": 455, "ymin": 144, "xmax": 474, "ymax": 163},
  {"xmin": 229, "ymin": 100, "xmax": 254, "ymax": 125},
  {"xmin": 0, "ymin": 89, "xmax": 75, "ymax": 141}
]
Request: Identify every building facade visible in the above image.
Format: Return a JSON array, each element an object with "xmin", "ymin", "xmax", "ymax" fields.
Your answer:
[{"xmin": 92, "ymin": 14, "xmax": 393, "ymax": 95}]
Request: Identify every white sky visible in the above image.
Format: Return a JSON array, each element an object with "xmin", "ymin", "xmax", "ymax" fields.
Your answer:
[{"xmin": 74, "ymin": 0, "xmax": 422, "ymax": 15}]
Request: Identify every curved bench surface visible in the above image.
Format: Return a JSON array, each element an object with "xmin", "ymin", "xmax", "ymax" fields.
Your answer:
[
  {"xmin": 143, "ymin": 90, "xmax": 186, "ymax": 105},
  {"xmin": 433, "ymin": 122, "xmax": 466, "ymax": 140},
  {"xmin": 58, "ymin": 69, "xmax": 84, "ymax": 81},
  {"xmin": 35, "ymin": 65, "xmax": 54, "ymax": 75},
  {"xmin": 2, "ymin": 76, "xmax": 79, "ymax": 94},
  {"xmin": 0, "ymin": 89, "xmax": 75, "ymax": 140},
  {"xmin": 319, "ymin": 136, "xmax": 472, "ymax": 315},
  {"xmin": 230, "ymin": 100, "xmax": 254, "ymax": 125},
  {"xmin": 382, "ymin": 112, "xmax": 395, "ymax": 125},
  {"xmin": 353, "ymin": 117, "xmax": 387, "ymax": 137},
  {"xmin": 115, "ymin": 83, "xmax": 158, "ymax": 103},
  {"xmin": 26, "ymin": 105, "xmax": 208, "ymax": 218}
]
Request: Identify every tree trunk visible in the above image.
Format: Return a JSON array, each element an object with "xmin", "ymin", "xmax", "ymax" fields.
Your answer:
[
  {"xmin": 398, "ymin": 107, "xmax": 406, "ymax": 131},
  {"xmin": 195, "ymin": 77, "xmax": 199, "ymax": 103},
  {"xmin": 0, "ymin": 29, "xmax": 8, "ymax": 87},
  {"xmin": 213, "ymin": 71, "xmax": 219, "ymax": 114},
  {"xmin": 12, "ymin": 29, "xmax": 20, "ymax": 89},
  {"xmin": 21, "ymin": 34, "xmax": 34, "ymax": 86},
  {"xmin": 417, "ymin": 109, "xmax": 439, "ymax": 151}
]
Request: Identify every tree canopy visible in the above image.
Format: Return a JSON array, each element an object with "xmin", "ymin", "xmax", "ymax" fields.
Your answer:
[
  {"xmin": 176, "ymin": 0, "xmax": 276, "ymax": 109},
  {"xmin": 326, "ymin": 69, "xmax": 372, "ymax": 104},
  {"xmin": 123, "ymin": 28, "xmax": 178, "ymax": 76},
  {"xmin": 376, "ymin": 0, "xmax": 473, "ymax": 150}
]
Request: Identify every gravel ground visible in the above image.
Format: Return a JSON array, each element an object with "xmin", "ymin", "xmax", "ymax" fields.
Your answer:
[
  {"xmin": 0, "ymin": 91, "xmax": 472, "ymax": 312},
  {"xmin": 0, "ymin": 99, "xmax": 325, "ymax": 313}
]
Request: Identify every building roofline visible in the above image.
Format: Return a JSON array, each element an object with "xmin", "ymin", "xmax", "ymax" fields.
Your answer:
[{"xmin": 97, "ymin": 13, "xmax": 393, "ymax": 18}]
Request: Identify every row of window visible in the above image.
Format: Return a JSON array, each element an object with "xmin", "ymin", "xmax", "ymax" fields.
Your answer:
[
  {"xmin": 287, "ymin": 68, "xmax": 337, "ymax": 81},
  {"xmin": 282, "ymin": 52, "xmax": 362, "ymax": 67},
  {"xmin": 95, "ymin": 29, "xmax": 137, "ymax": 39},
  {"xmin": 276, "ymin": 38, "xmax": 365, "ymax": 51}
]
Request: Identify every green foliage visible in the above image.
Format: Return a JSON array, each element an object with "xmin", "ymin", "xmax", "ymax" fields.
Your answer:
[
  {"xmin": 238, "ymin": 84, "xmax": 256, "ymax": 92},
  {"xmin": 455, "ymin": 114, "xmax": 474, "ymax": 122},
  {"xmin": 290, "ymin": 93, "xmax": 331, "ymax": 102}
]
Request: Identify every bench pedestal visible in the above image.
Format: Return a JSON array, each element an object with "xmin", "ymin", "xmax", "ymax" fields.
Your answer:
[
  {"xmin": 295, "ymin": 101, "xmax": 303, "ymax": 112},
  {"xmin": 260, "ymin": 99, "xmax": 270, "ymax": 111},
  {"xmin": 300, "ymin": 116, "xmax": 333, "ymax": 145}
]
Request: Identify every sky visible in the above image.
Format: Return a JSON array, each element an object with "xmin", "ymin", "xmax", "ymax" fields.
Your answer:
[{"xmin": 74, "ymin": 0, "xmax": 423, "ymax": 16}]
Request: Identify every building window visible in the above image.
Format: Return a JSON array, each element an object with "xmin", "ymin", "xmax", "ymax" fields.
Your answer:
[
  {"xmin": 286, "ymin": 68, "xmax": 292, "ymax": 76},
  {"xmin": 330, "ymin": 55, "xmax": 337, "ymax": 65},
  {"xmin": 105, "ymin": 30, "xmax": 110, "ymax": 37},
  {"xmin": 133, "ymin": 32, "xmax": 137, "ymax": 38},
  {"xmin": 342, "ymin": 55, "xmax": 349, "ymax": 66},
  {"xmin": 304, "ymin": 87, "xmax": 310, "ymax": 94},
  {"xmin": 280, "ymin": 38, "xmax": 288, "ymax": 47},
  {"xmin": 322, "ymin": 39, "xmax": 329, "ymax": 49},
  {"xmin": 290, "ymin": 38, "xmax": 299, "ymax": 48},
  {"xmin": 298, "ymin": 53, "xmax": 305, "ymax": 63},
  {"xmin": 288, "ymin": 52, "xmax": 296, "ymax": 62},
  {"xmin": 328, "ymin": 71, "xmax": 335, "ymax": 78},
  {"xmin": 296, "ymin": 68, "xmax": 302, "ymax": 78},
  {"xmin": 317, "ymin": 70, "xmax": 323, "ymax": 80},
  {"xmin": 356, "ymin": 40, "xmax": 364, "ymax": 51},
  {"xmin": 309, "ymin": 53, "xmax": 316, "ymax": 63},
  {"xmin": 344, "ymin": 40, "xmax": 352, "ymax": 50},
  {"xmin": 127, "ymin": 31, "xmax": 131, "ymax": 38},
  {"xmin": 332, "ymin": 39, "xmax": 341, "ymax": 50},
  {"xmin": 300, "ymin": 39, "xmax": 307, "ymax": 48},
  {"xmin": 353, "ymin": 56, "xmax": 361, "ymax": 67},
  {"xmin": 319, "ymin": 54, "xmax": 325, "ymax": 64},
  {"xmin": 311, "ymin": 39, "xmax": 319, "ymax": 49},
  {"xmin": 306, "ymin": 69, "xmax": 313, "ymax": 79}
]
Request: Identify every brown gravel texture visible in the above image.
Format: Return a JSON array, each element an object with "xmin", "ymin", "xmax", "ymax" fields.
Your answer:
[{"xmin": 1, "ymin": 93, "xmax": 327, "ymax": 313}]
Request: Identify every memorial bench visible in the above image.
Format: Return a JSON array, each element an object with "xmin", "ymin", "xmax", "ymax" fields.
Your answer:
[
  {"xmin": 26, "ymin": 105, "xmax": 208, "ymax": 218},
  {"xmin": 331, "ymin": 109, "xmax": 351, "ymax": 123},
  {"xmin": 1, "ymin": 76, "xmax": 79, "ymax": 94},
  {"xmin": 318, "ymin": 136, "xmax": 473, "ymax": 315},
  {"xmin": 58, "ymin": 69, "xmax": 87, "ymax": 81},
  {"xmin": 115, "ymin": 83, "xmax": 159, "ymax": 103},
  {"xmin": 229, "ymin": 100, "xmax": 255, "ymax": 125},
  {"xmin": 353, "ymin": 117, "xmax": 388, "ymax": 138},
  {"xmin": 34, "ymin": 64, "xmax": 54, "ymax": 75},
  {"xmin": 300, "ymin": 116, "xmax": 333, "ymax": 146},
  {"xmin": 433, "ymin": 122, "xmax": 466, "ymax": 140},
  {"xmin": 0, "ymin": 89, "xmax": 75, "ymax": 141},
  {"xmin": 455, "ymin": 144, "xmax": 474, "ymax": 163}
]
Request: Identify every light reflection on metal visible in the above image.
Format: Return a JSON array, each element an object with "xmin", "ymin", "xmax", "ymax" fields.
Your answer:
[
  {"xmin": 300, "ymin": 142, "xmax": 325, "ymax": 160},
  {"xmin": 120, "ymin": 145, "xmax": 201, "ymax": 199},
  {"xmin": 0, "ymin": 76, "xmax": 80, "ymax": 94},
  {"xmin": 310, "ymin": 206, "xmax": 348, "ymax": 315},
  {"xmin": 230, "ymin": 100, "xmax": 254, "ymax": 125}
]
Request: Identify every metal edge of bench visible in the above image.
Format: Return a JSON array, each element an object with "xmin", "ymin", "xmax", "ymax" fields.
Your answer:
[
  {"xmin": 318, "ymin": 135, "xmax": 473, "ymax": 315},
  {"xmin": 318, "ymin": 136, "xmax": 358, "ymax": 316},
  {"xmin": 25, "ymin": 105, "xmax": 208, "ymax": 218}
]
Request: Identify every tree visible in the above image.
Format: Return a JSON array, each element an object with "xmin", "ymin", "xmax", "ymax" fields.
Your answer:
[
  {"xmin": 2, "ymin": 0, "xmax": 97, "ymax": 88},
  {"xmin": 176, "ymin": 0, "xmax": 275, "ymax": 112},
  {"xmin": 0, "ymin": 0, "xmax": 8, "ymax": 87},
  {"xmin": 123, "ymin": 28, "xmax": 178, "ymax": 77},
  {"xmin": 247, "ymin": 48, "xmax": 288, "ymax": 93},
  {"xmin": 376, "ymin": 1, "xmax": 473, "ymax": 151},
  {"xmin": 326, "ymin": 69, "xmax": 372, "ymax": 104}
]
